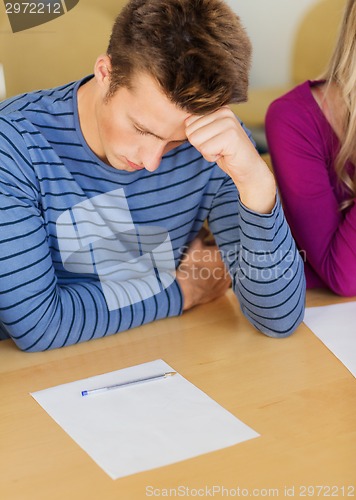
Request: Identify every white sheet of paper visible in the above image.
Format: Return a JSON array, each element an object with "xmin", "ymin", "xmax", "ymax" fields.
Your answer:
[
  {"xmin": 31, "ymin": 359, "xmax": 259, "ymax": 479},
  {"xmin": 304, "ymin": 302, "xmax": 356, "ymax": 377}
]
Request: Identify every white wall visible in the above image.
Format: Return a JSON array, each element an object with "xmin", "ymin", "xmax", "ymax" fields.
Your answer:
[
  {"xmin": 226, "ymin": 0, "xmax": 320, "ymax": 88},
  {"xmin": 0, "ymin": 64, "xmax": 6, "ymax": 100}
]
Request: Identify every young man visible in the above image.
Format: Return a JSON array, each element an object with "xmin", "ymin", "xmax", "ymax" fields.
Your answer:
[{"xmin": 0, "ymin": 0, "xmax": 305, "ymax": 351}]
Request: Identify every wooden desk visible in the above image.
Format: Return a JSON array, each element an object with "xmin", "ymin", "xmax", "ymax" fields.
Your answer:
[{"xmin": 1, "ymin": 289, "xmax": 355, "ymax": 499}]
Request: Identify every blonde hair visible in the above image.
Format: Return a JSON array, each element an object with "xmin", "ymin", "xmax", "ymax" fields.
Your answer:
[{"xmin": 322, "ymin": 0, "xmax": 356, "ymax": 209}]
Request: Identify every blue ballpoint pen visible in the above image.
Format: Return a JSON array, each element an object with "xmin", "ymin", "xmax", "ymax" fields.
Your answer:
[{"xmin": 81, "ymin": 371, "xmax": 177, "ymax": 396}]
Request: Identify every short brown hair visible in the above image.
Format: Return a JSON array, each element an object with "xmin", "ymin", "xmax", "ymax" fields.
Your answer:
[{"xmin": 107, "ymin": 0, "xmax": 252, "ymax": 113}]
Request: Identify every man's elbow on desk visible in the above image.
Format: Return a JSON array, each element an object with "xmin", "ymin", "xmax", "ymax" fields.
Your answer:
[
  {"xmin": 239, "ymin": 291, "xmax": 306, "ymax": 339},
  {"xmin": 244, "ymin": 311, "xmax": 305, "ymax": 339}
]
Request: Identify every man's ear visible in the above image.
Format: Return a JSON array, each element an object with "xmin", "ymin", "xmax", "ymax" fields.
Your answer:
[{"xmin": 94, "ymin": 54, "xmax": 112, "ymax": 92}]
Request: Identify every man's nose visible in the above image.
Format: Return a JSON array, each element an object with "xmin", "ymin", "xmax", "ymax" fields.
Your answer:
[{"xmin": 141, "ymin": 143, "xmax": 165, "ymax": 172}]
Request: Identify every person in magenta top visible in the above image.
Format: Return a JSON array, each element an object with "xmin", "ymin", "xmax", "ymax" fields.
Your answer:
[{"xmin": 265, "ymin": 0, "xmax": 356, "ymax": 296}]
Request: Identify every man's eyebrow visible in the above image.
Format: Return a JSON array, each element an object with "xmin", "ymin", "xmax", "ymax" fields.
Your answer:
[{"xmin": 130, "ymin": 117, "xmax": 187, "ymax": 143}]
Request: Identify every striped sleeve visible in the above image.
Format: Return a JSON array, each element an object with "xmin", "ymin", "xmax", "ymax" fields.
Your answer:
[
  {"xmin": 208, "ymin": 176, "xmax": 306, "ymax": 337},
  {"xmin": 0, "ymin": 120, "xmax": 182, "ymax": 352}
]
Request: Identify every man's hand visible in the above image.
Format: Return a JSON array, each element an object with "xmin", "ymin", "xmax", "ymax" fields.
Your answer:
[
  {"xmin": 176, "ymin": 229, "xmax": 231, "ymax": 311},
  {"xmin": 185, "ymin": 107, "xmax": 276, "ymax": 214}
]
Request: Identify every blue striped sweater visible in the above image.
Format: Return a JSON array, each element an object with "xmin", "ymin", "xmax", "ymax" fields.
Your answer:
[{"xmin": 0, "ymin": 78, "xmax": 305, "ymax": 351}]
